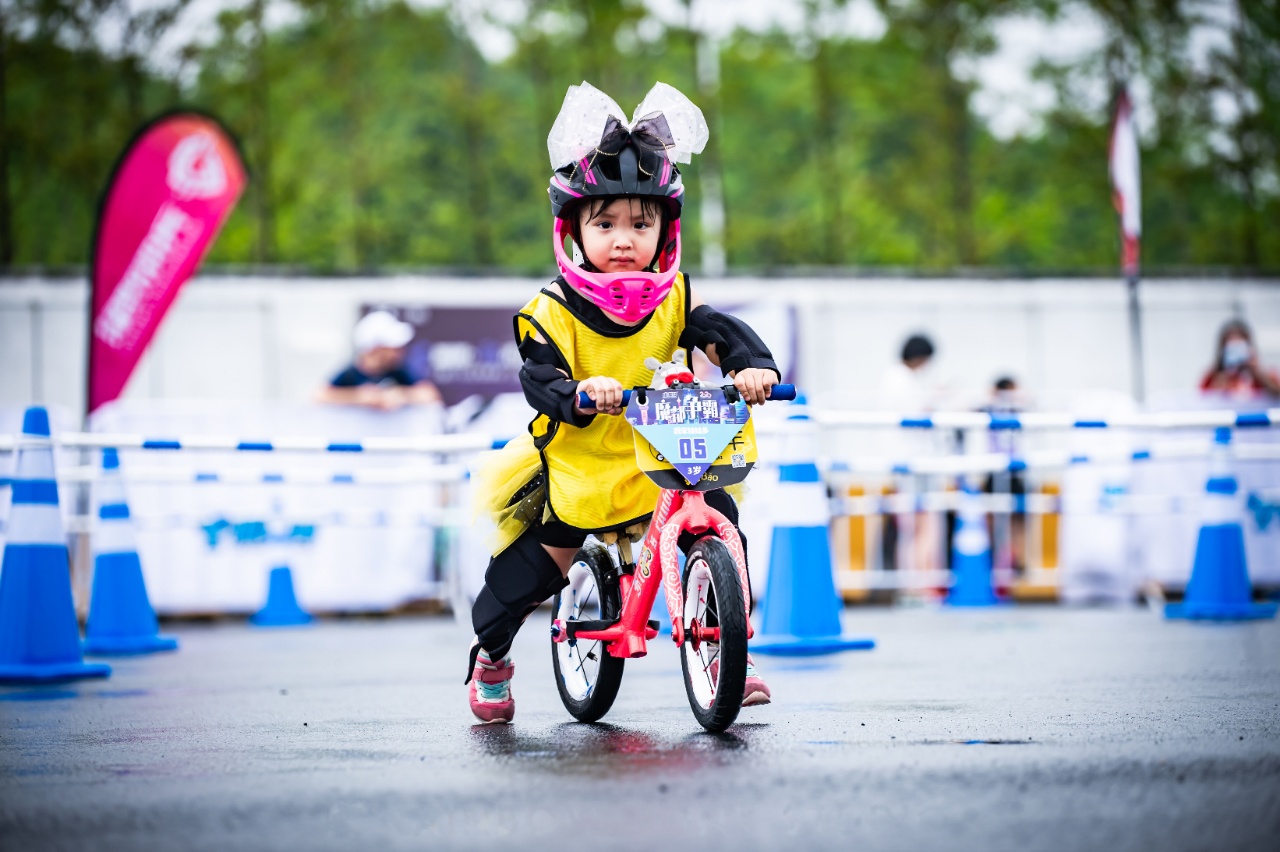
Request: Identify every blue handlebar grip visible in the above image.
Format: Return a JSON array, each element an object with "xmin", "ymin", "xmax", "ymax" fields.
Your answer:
[
  {"xmin": 576, "ymin": 384, "xmax": 797, "ymax": 408},
  {"xmin": 576, "ymin": 390, "xmax": 635, "ymax": 408}
]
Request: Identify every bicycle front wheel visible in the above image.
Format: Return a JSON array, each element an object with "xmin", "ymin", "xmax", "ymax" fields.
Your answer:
[
  {"xmin": 551, "ymin": 543, "xmax": 625, "ymax": 723},
  {"xmin": 680, "ymin": 536, "xmax": 747, "ymax": 732}
]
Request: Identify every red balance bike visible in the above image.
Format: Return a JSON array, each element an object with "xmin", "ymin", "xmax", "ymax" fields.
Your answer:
[{"xmin": 551, "ymin": 380, "xmax": 795, "ymax": 732}]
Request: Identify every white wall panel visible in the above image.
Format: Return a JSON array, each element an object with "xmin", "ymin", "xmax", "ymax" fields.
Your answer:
[
  {"xmin": 39, "ymin": 304, "xmax": 88, "ymax": 416},
  {"xmin": 1141, "ymin": 282, "xmax": 1238, "ymax": 396},
  {"xmin": 1036, "ymin": 297, "xmax": 1132, "ymax": 394},
  {"xmin": 3, "ymin": 275, "xmax": 1277, "ymax": 422},
  {"xmin": 0, "ymin": 306, "xmax": 35, "ymax": 404}
]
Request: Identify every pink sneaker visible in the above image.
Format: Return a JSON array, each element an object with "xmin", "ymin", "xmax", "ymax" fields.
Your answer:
[
  {"xmin": 742, "ymin": 655, "xmax": 772, "ymax": 707},
  {"xmin": 469, "ymin": 651, "xmax": 515, "ymax": 724},
  {"xmin": 709, "ymin": 651, "xmax": 773, "ymax": 707}
]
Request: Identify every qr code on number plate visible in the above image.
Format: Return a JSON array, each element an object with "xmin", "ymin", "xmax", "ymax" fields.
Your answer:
[{"xmin": 731, "ymin": 453, "xmax": 746, "ymax": 469}]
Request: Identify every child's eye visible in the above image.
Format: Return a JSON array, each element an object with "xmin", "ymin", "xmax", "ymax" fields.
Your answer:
[
  {"xmin": 596, "ymin": 222, "xmax": 612, "ymax": 230},
  {"xmin": 635, "ymin": 221, "xmax": 650, "ymax": 229}
]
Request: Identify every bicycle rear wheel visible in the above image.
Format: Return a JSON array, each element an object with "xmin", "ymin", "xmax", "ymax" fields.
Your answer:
[
  {"xmin": 680, "ymin": 536, "xmax": 747, "ymax": 732},
  {"xmin": 551, "ymin": 543, "xmax": 625, "ymax": 722}
]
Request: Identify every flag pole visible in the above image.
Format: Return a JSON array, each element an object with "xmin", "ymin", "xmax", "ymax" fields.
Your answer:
[
  {"xmin": 1110, "ymin": 87, "xmax": 1144, "ymax": 404},
  {"xmin": 1127, "ymin": 272, "xmax": 1144, "ymax": 404}
]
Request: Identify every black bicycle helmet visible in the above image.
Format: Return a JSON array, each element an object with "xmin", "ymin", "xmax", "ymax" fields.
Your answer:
[{"xmin": 548, "ymin": 114, "xmax": 686, "ymax": 221}]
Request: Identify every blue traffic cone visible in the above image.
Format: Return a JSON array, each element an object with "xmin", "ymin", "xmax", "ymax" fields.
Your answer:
[
  {"xmin": 946, "ymin": 485, "xmax": 1000, "ymax": 606},
  {"xmin": 250, "ymin": 565, "xmax": 312, "ymax": 626},
  {"xmin": 0, "ymin": 408, "xmax": 111, "ymax": 683},
  {"xmin": 1166, "ymin": 428, "xmax": 1277, "ymax": 621},
  {"xmin": 83, "ymin": 449, "xmax": 178, "ymax": 655},
  {"xmin": 752, "ymin": 396, "xmax": 875, "ymax": 656}
]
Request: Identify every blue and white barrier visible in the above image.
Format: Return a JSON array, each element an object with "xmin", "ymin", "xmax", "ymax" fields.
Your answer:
[
  {"xmin": 2, "ymin": 401, "xmax": 1276, "ymax": 617},
  {"xmin": 832, "ymin": 490, "xmax": 1246, "ymax": 517},
  {"xmin": 14, "ymin": 440, "xmax": 1275, "ymax": 489},
  {"xmin": 814, "ymin": 408, "xmax": 1280, "ymax": 431},
  {"xmin": 11, "ymin": 464, "xmax": 471, "ymax": 488},
  {"xmin": 1, "ymin": 403, "xmax": 1272, "ymax": 459},
  {"xmin": 0, "ymin": 433, "xmax": 506, "ymax": 454},
  {"xmin": 64, "ymin": 508, "xmax": 469, "ymax": 536},
  {"xmin": 0, "ymin": 418, "xmax": 484, "ymax": 618},
  {"xmin": 821, "ymin": 440, "xmax": 1280, "ymax": 479}
]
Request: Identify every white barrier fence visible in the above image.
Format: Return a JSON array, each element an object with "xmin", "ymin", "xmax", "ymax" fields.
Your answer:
[
  {"xmin": 0, "ymin": 402, "xmax": 479, "ymax": 616},
  {"xmin": 812, "ymin": 409, "xmax": 1279, "ymax": 431},
  {"xmin": 0, "ymin": 433, "xmax": 500, "ymax": 454},
  {"xmin": 2, "ymin": 400, "xmax": 1278, "ymax": 615},
  {"xmin": 809, "ymin": 405, "xmax": 1280, "ymax": 605}
]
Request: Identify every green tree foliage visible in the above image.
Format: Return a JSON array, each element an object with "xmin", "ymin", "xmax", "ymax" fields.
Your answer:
[
  {"xmin": 1, "ymin": 0, "xmax": 1276, "ymax": 273},
  {"xmin": 2, "ymin": 0, "xmax": 184, "ymax": 265}
]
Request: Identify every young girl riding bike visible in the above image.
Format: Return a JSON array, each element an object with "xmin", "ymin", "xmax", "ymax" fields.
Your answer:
[{"xmin": 467, "ymin": 82, "xmax": 782, "ymax": 724}]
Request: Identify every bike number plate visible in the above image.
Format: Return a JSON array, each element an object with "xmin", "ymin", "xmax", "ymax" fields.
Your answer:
[{"xmin": 626, "ymin": 388, "xmax": 758, "ymax": 489}]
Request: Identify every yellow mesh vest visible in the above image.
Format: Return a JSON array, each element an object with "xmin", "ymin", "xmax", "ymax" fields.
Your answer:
[{"xmin": 515, "ymin": 275, "xmax": 688, "ymax": 531}]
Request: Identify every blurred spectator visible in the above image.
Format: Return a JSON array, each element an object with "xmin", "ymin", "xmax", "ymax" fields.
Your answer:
[
  {"xmin": 991, "ymin": 374, "xmax": 1020, "ymax": 405},
  {"xmin": 879, "ymin": 333, "xmax": 946, "ymax": 576},
  {"xmin": 315, "ymin": 311, "xmax": 441, "ymax": 410},
  {"xmin": 1200, "ymin": 320, "xmax": 1280, "ymax": 399},
  {"xmin": 880, "ymin": 333, "xmax": 945, "ymax": 411},
  {"xmin": 985, "ymin": 376, "xmax": 1028, "ymax": 452},
  {"xmin": 981, "ymin": 375, "xmax": 1026, "ymax": 574}
]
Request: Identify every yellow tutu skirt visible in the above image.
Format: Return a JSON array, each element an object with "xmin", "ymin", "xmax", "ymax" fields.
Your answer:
[
  {"xmin": 472, "ymin": 431, "xmax": 545, "ymax": 556},
  {"xmin": 472, "ymin": 430, "xmax": 750, "ymax": 556}
]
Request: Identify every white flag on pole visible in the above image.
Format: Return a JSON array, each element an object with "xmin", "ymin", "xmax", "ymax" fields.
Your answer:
[{"xmin": 1109, "ymin": 88, "xmax": 1141, "ymax": 278}]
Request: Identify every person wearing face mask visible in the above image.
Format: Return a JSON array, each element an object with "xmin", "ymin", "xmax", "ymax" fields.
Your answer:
[{"xmin": 1200, "ymin": 320, "xmax": 1280, "ymax": 399}]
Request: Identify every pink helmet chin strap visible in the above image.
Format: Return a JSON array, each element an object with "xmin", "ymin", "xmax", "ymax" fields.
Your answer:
[{"xmin": 553, "ymin": 217, "xmax": 681, "ymax": 324}]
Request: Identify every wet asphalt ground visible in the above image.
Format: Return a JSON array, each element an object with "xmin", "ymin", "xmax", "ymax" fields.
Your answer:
[{"xmin": 1, "ymin": 606, "xmax": 1278, "ymax": 852}]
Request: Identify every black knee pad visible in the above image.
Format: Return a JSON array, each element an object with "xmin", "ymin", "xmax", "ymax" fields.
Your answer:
[
  {"xmin": 471, "ymin": 530, "xmax": 567, "ymax": 658},
  {"xmin": 485, "ymin": 531, "xmax": 569, "ymax": 614}
]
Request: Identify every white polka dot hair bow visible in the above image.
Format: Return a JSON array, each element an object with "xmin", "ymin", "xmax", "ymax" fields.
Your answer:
[{"xmin": 547, "ymin": 81, "xmax": 709, "ymax": 171}]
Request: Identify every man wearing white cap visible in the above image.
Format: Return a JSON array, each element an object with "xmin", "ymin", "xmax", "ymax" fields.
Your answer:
[{"xmin": 315, "ymin": 310, "xmax": 441, "ymax": 410}]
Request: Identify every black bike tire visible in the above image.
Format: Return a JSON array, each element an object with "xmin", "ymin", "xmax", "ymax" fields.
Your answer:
[
  {"xmin": 680, "ymin": 537, "xmax": 747, "ymax": 732},
  {"xmin": 551, "ymin": 543, "xmax": 626, "ymax": 723}
]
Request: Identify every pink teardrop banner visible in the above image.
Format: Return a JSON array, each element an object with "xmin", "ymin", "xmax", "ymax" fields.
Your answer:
[{"xmin": 89, "ymin": 112, "xmax": 247, "ymax": 413}]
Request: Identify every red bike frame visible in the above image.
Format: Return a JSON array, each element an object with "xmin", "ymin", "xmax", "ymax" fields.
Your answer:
[{"xmin": 562, "ymin": 487, "xmax": 754, "ymax": 659}]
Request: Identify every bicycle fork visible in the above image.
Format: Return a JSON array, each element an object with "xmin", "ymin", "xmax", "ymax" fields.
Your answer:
[{"xmin": 572, "ymin": 490, "xmax": 754, "ymax": 659}]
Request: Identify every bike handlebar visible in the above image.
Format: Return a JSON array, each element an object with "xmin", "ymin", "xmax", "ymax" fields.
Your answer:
[{"xmin": 577, "ymin": 384, "xmax": 796, "ymax": 410}]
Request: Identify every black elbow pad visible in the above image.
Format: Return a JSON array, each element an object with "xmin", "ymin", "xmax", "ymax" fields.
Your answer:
[
  {"xmin": 520, "ymin": 360, "xmax": 593, "ymax": 426},
  {"xmin": 685, "ymin": 305, "xmax": 780, "ymax": 379}
]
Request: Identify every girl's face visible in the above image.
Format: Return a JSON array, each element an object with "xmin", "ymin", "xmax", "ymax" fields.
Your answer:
[{"xmin": 578, "ymin": 198, "xmax": 661, "ymax": 273}]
